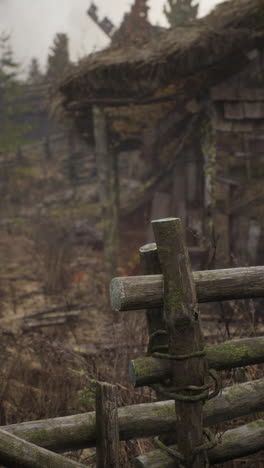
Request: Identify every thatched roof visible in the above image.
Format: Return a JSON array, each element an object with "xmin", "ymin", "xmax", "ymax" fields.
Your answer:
[{"xmin": 59, "ymin": 0, "xmax": 264, "ymax": 106}]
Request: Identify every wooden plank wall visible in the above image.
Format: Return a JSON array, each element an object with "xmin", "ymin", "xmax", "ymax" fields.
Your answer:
[{"xmin": 211, "ymin": 49, "xmax": 264, "ymax": 266}]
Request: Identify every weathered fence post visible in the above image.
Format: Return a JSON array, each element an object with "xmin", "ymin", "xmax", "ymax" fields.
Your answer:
[
  {"xmin": 152, "ymin": 218, "xmax": 207, "ymax": 467},
  {"xmin": 139, "ymin": 243, "xmax": 166, "ymax": 354},
  {"xmin": 96, "ymin": 382, "xmax": 119, "ymax": 468}
]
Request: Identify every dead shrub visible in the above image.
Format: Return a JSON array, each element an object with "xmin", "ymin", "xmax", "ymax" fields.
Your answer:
[{"xmin": 0, "ymin": 333, "xmax": 94, "ymax": 426}]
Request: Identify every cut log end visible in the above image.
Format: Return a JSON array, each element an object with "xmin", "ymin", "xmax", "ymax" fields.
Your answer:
[
  {"xmin": 109, "ymin": 267, "xmax": 264, "ymax": 312},
  {"xmin": 152, "ymin": 217, "xmax": 178, "ymax": 224},
  {"xmin": 109, "ymin": 277, "xmax": 125, "ymax": 311},
  {"xmin": 139, "ymin": 243, "xmax": 157, "ymax": 254}
]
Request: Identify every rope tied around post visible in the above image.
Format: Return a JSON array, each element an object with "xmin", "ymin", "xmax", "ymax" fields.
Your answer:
[
  {"xmin": 154, "ymin": 428, "xmax": 218, "ymax": 468},
  {"xmin": 149, "ymin": 329, "xmax": 221, "ymax": 466},
  {"xmin": 149, "ymin": 329, "xmax": 221, "ymax": 401}
]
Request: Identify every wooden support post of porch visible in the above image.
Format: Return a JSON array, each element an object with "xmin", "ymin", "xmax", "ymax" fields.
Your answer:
[{"xmin": 93, "ymin": 105, "xmax": 119, "ymax": 279}]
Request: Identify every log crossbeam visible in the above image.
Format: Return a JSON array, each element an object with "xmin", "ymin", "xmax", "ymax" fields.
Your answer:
[
  {"xmin": 129, "ymin": 336, "xmax": 264, "ymax": 387},
  {"xmin": 0, "ymin": 428, "xmax": 86, "ymax": 468},
  {"xmin": 135, "ymin": 420, "xmax": 264, "ymax": 467},
  {"xmin": 1, "ymin": 378, "xmax": 263, "ymax": 452},
  {"xmin": 110, "ymin": 266, "xmax": 264, "ymax": 311}
]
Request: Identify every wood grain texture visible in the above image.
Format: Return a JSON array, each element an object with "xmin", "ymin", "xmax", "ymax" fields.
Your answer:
[
  {"xmin": 2, "ymin": 378, "xmax": 264, "ymax": 451},
  {"xmin": 96, "ymin": 382, "xmax": 119, "ymax": 468},
  {"xmin": 140, "ymin": 243, "xmax": 166, "ymax": 402},
  {"xmin": 134, "ymin": 420, "xmax": 264, "ymax": 467},
  {"xmin": 130, "ymin": 336, "xmax": 264, "ymax": 387},
  {"xmin": 0, "ymin": 428, "xmax": 86, "ymax": 468},
  {"xmin": 110, "ymin": 265, "xmax": 264, "ymax": 311},
  {"xmin": 152, "ymin": 218, "xmax": 206, "ymax": 467},
  {"xmin": 139, "ymin": 244, "xmax": 166, "ymax": 353}
]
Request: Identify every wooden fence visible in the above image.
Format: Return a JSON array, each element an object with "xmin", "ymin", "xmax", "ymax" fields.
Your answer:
[
  {"xmin": 110, "ymin": 217, "xmax": 264, "ymax": 467},
  {"xmin": 0, "ymin": 217, "xmax": 264, "ymax": 467}
]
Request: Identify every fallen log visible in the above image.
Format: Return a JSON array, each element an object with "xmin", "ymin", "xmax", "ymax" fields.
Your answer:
[
  {"xmin": 23, "ymin": 313, "xmax": 79, "ymax": 330},
  {"xmin": 27, "ymin": 303, "xmax": 91, "ymax": 319},
  {"xmin": 23, "ymin": 318, "xmax": 67, "ymax": 329},
  {"xmin": 110, "ymin": 266, "xmax": 264, "ymax": 311},
  {"xmin": 2, "ymin": 378, "xmax": 263, "ymax": 452},
  {"xmin": 134, "ymin": 419, "xmax": 264, "ymax": 467},
  {"xmin": 129, "ymin": 336, "xmax": 264, "ymax": 387}
]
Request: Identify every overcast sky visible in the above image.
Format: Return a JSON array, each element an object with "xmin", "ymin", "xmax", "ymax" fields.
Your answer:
[{"xmin": 0, "ymin": 0, "xmax": 224, "ymax": 76}]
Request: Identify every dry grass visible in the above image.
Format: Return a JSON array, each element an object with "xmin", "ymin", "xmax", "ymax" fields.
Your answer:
[{"xmin": 0, "ymin": 228, "xmax": 263, "ymax": 467}]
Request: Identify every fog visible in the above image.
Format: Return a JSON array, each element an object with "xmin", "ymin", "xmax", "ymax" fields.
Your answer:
[{"xmin": 0, "ymin": 0, "xmax": 223, "ymax": 74}]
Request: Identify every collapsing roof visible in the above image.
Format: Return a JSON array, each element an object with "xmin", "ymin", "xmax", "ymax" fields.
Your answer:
[
  {"xmin": 58, "ymin": 0, "xmax": 264, "ymax": 107},
  {"xmin": 54, "ymin": 0, "xmax": 264, "ymax": 274}
]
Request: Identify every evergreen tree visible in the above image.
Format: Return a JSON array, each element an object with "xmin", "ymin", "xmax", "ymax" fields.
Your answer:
[
  {"xmin": 46, "ymin": 33, "xmax": 71, "ymax": 82},
  {"xmin": 0, "ymin": 32, "xmax": 17, "ymax": 86},
  {"xmin": 28, "ymin": 57, "xmax": 43, "ymax": 85},
  {"xmin": 0, "ymin": 33, "xmax": 30, "ymax": 152},
  {"xmin": 163, "ymin": 0, "xmax": 198, "ymax": 27}
]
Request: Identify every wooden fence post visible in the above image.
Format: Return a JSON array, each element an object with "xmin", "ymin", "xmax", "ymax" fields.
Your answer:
[
  {"xmin": 152, "ymin": 218, "xmax": 207, "ymax": 467},
  {"xmin": 96, "ymin": 382, "xmax": 119, "ymax": 468},
  {"xmin": 139, "ymin": 243, "xmax": 166, "ymax": 353}
]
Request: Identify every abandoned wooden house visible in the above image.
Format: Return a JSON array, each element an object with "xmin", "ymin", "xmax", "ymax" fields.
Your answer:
[{"xmin": 57, "ymin": 0, "xmax": 264, "ymax": 275}]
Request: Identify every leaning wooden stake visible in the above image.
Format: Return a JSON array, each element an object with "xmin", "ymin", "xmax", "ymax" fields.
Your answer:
[
  {"xmin": 96, "ymin": 382, "xmax": 119, "ymax": 468},
  {"xmin": 152, "ymin": 218, "xmax": 206, "ymax": 468}
]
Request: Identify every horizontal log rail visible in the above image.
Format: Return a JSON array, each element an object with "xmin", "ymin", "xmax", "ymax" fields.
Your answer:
[
  {"xmin": 2, "ymin": 378, "xmax": 263, "ymax": 453},
  {"xmin": 110, "ymin": 266, "xmax": 264, "ymax": 311},
  {"xmin": 0, "ymin": 428, "xmax": 86, "ymax": 468},
  {"xmin": 134, "ymin": 419, "xmax": 264, "ymax": 467},
  {"xmin": 130, "ymin": 336, "xmax": 264, "ymax": 387}
]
